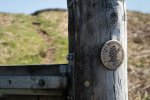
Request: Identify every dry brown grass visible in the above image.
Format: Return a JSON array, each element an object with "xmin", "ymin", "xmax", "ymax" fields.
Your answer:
[
  {"xmin": 127, "ymin": 11, "xmax": 150, "ymax": 100},
  {"xmin": 128, "ymin": 66, "xmax": 150, "ymax": 100}
]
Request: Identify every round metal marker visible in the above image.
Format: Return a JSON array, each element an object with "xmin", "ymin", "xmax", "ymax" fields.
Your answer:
[{"xmin": 101, "ymin": 40, "xmax": 124, "ymax": 69}]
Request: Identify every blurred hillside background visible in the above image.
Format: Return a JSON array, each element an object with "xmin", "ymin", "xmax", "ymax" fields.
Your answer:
[{"xmin": 0, "ymin": 0, "xmax": 149, "ymax": 100}]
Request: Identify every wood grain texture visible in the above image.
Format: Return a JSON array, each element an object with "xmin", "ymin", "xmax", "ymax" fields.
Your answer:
[
  {"xmin": 67, "ymin": 0, "xmax": 76, "ymax": 99},
  {"xmin": 67, "ymin": 0, "xmax": 128, "ymax": 100},
  {"xmin": 0, "ymin": 64, "xmax": 67, "ymax": 76},
  {"xmin": 0, "ymin": 89, "xmax": 65, "ymax": 96},
  {"xmin": 39, "ymin": 96, "xmax": 66, "ymax": 100},
  {"xmin": 0, "ymin": 76, "xmax": 66, "ymax": 89},
  {"xmin": 0, "ymin": 65, "xmax": 67, "ymax": 99},
  {"xmin": 0, "ymin": 95, "xmax": 66, "ymax": 100},
  {"xmin": 0, "ymin": 95, "xmax": 38, "ymax": 100}
]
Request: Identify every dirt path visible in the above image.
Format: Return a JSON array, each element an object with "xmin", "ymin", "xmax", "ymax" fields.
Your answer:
[{"xmin": 32, "ymin": 22, "xmax": 55, "ymax": 64}]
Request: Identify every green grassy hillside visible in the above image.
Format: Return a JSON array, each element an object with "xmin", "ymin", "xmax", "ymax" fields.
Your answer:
[
  {"xmin": 0, "ymin": 10, "xmax": 149, "ymax": 100},
  {"xmin": 0, "ymin": 10, "xmax": 68, "ymax": 64}
]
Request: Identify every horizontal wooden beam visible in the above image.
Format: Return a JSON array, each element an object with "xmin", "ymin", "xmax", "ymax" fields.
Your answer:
[
  {"xmin": 0, "ymin": 64, "xmax": 68, "ymax": 95},
  {"xmin": 0, "ymin": 76, "xmax": 67, "ymax": 89},
  {"xmin": 0, "ymin": 64, "xmax": 68, "ymax": 76},
  {"xmin": 0, "ymin": 89, "xmax": 66, "ymax": 96}
]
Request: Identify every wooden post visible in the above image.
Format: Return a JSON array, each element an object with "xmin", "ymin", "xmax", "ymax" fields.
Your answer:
[{"xmin": 67, "ymin": 0, "xmax": 128, "ymax": 100}]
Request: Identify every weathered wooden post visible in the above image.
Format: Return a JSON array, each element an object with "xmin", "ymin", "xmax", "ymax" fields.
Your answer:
[{"xmin": 67, "ymin": 0, "xmax": 128, "ymax": 100}]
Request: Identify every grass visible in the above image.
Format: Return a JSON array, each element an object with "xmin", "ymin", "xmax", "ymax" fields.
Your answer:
[
  {"xmin": 0, "ymin": 10, "xmax": 68, "ymax": 65},
  {"xmin": 32, "ymin": 10, "xmax": 68, "ymax": 64},
  {"xmin": 0, "ymin": 13, "xmax": 48, "ymax": 65},
  {"xmin": 127, "ymin": 11, "xmax": 150, "ymax": 68}
]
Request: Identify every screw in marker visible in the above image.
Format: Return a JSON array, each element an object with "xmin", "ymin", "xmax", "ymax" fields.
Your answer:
[{"xmin": 84, "ymin": 81, "xmax": 90, "ymax": 87}]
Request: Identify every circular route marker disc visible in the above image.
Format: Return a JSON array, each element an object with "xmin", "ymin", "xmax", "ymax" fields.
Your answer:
[{"xmin": 101, "ymin": 40, "xmax": 124, "ymax": 69}]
